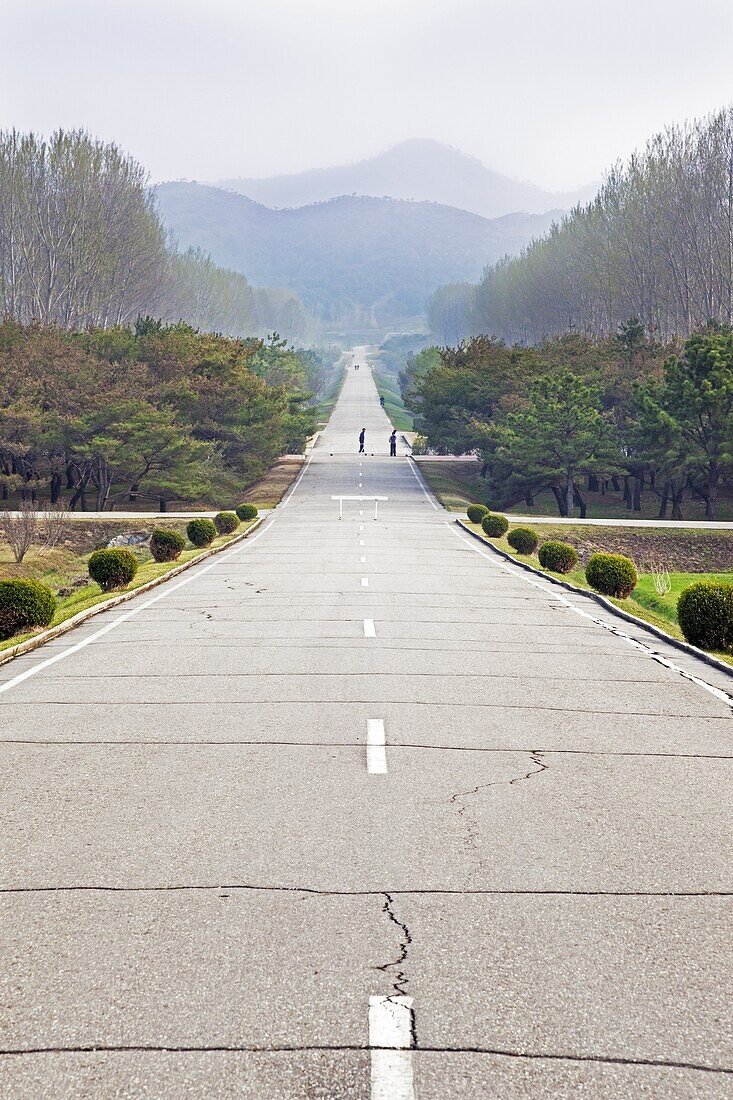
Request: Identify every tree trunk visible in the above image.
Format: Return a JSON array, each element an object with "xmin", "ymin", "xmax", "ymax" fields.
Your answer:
[
  {"xmin": 524, "ymin": 492, "xmax": 533, "ymax": 507},
  {"xmin": 658, "ymin": 481, "xmax": 669, "ymax": 519},
  {"xmin": 671, "ymin": 482, "xmax": 685, "ymax": 521},
  {"xmin": 159, "ymin": 497, "xmax": 168, "ymax": 512},
  {"xmin": 623, "ymin": 476, "xmax": 632, "ymax": 509},
  {"xmin": 565, "ymin": 467, "xmax": 574, "ymax": 518},
  {"xmin": 50, "ymin": 472, "xmax": 61, "ymax": 504},
  {"xmin": 633, "ymin": 474, "xmax": 643, "ymax": 512},
  {"xmin": 573, "ymin": 484, "xmax": 587, "ymax": 519},
  {"xmin": 550, "ymin": 485, "xmax": 568, "ymax": 517},
  {"xmin": 587, "ymin": 473, "xmax": 599, "ymax": 492},
  {"xmin": 611, "ymin": 476, "xmax": 621, "ymax": 492}
]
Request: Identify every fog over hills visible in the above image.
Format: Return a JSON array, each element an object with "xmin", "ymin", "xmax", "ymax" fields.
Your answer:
[
  {"xmin": 156, "ymin": 181, "xmax": 559, "ymax": 329},
  {"xmin": 216, "ymin": 139, "xmax": 597, "ymax": 219}
]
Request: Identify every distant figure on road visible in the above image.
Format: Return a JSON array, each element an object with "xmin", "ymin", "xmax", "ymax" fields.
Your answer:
[
  {"xmin": 389, "ymin": 430, "xmax": 397, "ymax": 457},
  {"xmin": 354, "ymin": 363, "xmax": 359, "ymax": 371},
  {"xmin": 379, "ymin": 395, "xmax": 385, "ymax": 407},
  {"xmin": 359, "ymin": 428, "xmax": 366, "ymax": 453}
]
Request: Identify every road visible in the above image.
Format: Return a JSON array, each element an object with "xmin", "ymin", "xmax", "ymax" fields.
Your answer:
[{"xmin": 1, "ymin": 351, "xmax": 731, "ymax": 1098}]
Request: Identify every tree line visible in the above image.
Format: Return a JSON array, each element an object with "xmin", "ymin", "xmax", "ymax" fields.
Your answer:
[
  {"xmin": 0, "ymin": 320, "xmax": 336, "ymax": 511},
  {"xmin": 0, "ymin": 129, "xmax": 307, "ymax": 339},
  {"xmin": 401, "ymin": 327, "xmax": 733, "ymax": 520},
  {"xmin": 427, "ymin": 106, "xmax": 733, "ymax": 346}
]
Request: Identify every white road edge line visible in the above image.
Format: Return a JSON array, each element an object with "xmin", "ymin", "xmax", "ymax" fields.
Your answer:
[
  {"xmin": 0, "ymin": 456, "xmax": 318, "ymax": 697},
  {"xmin": 366, "ymin": 719, "xmax": 387, "ymax": 774},
  {"xmin": 406, "ymin": 457, "xmax": 439, "ymax": 510},
  {"xmin": 364, "ymin": 619, "xmax": 376, "ymax": 638},
  {"xmin": 448, "ymin": 523, "xmax": 733, "ymax": 708},
  {"xmin": 369, "ymin": 995, "xmax": 414, "ymax": 1099}
]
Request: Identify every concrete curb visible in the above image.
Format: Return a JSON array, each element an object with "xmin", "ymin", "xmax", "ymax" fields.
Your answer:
[
  {"xmin": 0, "ymin": 516, "xmax": 264, "ymax": 670},
  {"xmin": 456, "ymin": 518, "xmax": 733, "ymax": 682}
]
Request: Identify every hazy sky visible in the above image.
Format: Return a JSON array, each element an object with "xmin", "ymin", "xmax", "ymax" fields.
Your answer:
[{"xmin": 2, "ymin": 0, "xmax": 732, "ymax": 190}]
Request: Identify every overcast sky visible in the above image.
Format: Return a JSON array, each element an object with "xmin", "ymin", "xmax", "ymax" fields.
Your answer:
[{"xmin": 2, "ymin": 0, "xmax": 732, "ymax": 190}]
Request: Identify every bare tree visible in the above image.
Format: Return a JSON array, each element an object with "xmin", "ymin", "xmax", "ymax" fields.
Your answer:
[{"xmin": 2, "ymin": 502, "xmax": 39, "ymax": 562}]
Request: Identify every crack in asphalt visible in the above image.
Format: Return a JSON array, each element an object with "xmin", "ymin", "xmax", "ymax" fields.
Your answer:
[
  {"xmin": 448, "ymin": 751, "xmax": 550, "ymax": 871},
  {"xmin": 2, "ymin": 885, "xmax": 728, "ymax": 896},
  {"xmin": 0, "ymin": 1043, "xmax": 729, "ymax": 1075},
  {"xmin": 374, "ymin": 892, "xmax": 418, "ymax": 1048},
  {"xmin": 1, "ymin": 741, "xmax": 731, "ymax": 761}
]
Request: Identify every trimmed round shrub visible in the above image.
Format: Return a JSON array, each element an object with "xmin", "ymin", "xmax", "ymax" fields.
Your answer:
[
  {"xmin": 466, "ymin": 503, "xmax": 489, "ymax": 524},
  {"xmin": 677, "ymin": 581, "xmax": 733, "ymax": 652},
  {"xmin": 538, "ymin": 541, "xmax": 578, "ymax": 574},
  {"xmin": 586, "ymin": 552, "xmax": 638, "ymax": 599},
  {"xmin": 507, "ymin": 526, "xmax": 539, "ymax": 555},
  {"xmin": 186, "ymin": 518, "xmax": 217, "ymax": 548},
  {"xmin": 235, "ymin": 503, "xmax": 258, "ymax": 522},
  {"xmin": 0, "ymin": 579, "xmax": 56, "ymax": 640},
  {"xmin": 150, "ymin": 528, "xmax": 186, "ymax": 563},
  {"xmin": 214, "ymin": 511, "xmax": 239, "ymax": 535},
  {"xmin": 481, "ymin": 513, "xmax": 509, "ymax": 538},
  {"xmin": 88, "ymin": 548, "xmax": 138, "ymax": 592}
]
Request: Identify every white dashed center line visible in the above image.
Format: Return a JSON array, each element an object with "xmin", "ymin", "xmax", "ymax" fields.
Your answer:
[
  {"xmin": 366, "ymin": 719, "xmax": 387, "ymax": 774},
  {"xmin": 361, "ymin": 577, "xmax": 369, "ymax": 587},
  {"xmin": 361, "ymin": 555, "xmax": 367, "ymax": 563},
  {"xmin": 369, "ymin": 995, "xmax": 414, "ymax": 1097},
  {"xmin": 363, "ymin": 618, "xmax": 376, "ymax": 637}
]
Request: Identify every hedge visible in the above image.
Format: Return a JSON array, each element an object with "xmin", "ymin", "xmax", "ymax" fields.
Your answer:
[
  {"xmin": 538, "ymin": 541, "xmax": 578, "ymax": 574},
  {"xmin": 235, "ymin": 503, "xmax": 259, "ymax": 522},
  {"xmin": 88, "ymin": 548, "xmax": 139, "ymax": 592},
  {"xmin": 186, "ymin": 518, "xmax": 217, "ymax": 548},
  {"xmin": 466, "ymin": 503, "xmax": 489, "ymax": 524},
  {"xmin": 0, "ymin": 579, "xmax": 56, "ymax": 640},
  {"xmin": 585, "ymin": 552, "xmax": 638, "ymax": 598},
  {"xmin": 677, "ymin": 580, "xmax": 733, "ymax": 651},
  {"xmin": 481, "ymin": 513, "xmax": 509, "ymax": 538},
  {"xmin": 214, "ymin": 511, "xmax": 239, "ymax": 535},
  {"xmin": 150, "ymin": 528, "xmax": 186, "ymax": 563},
  {"xmin": 507, "ymin": 526, "xmax": 539, "ymax": 554}
]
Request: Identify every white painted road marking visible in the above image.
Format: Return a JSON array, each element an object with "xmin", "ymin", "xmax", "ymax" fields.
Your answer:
[
  {"xmin": 366, "ymin": 719, "xmax": 387, "ymax": 774},
  {"xmin": 369, "ymin": 995, "xmax": 414, "ymax": 1099},
  {"xmin": 361, "ymin": 577, "xmax": 369, "ymax": 587},
  {"xmin": 361, "ymin": 555, "xmax": 367, "ymax": 563},
  {"xmin": 364, "ymin": 618, "xmax": 376, "ymax": 637},
  {"xmin": 359, "ymin": 539, "xmax": 365, "ymax": 546}
]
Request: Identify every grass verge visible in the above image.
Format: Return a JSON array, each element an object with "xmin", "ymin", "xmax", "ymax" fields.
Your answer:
[
  {"xmin": 462, "ymin": 520, "xmax": 733, "ymax": 668},
  {"xmin": 0, "ymin": 519, "xmax": 259, "ymax": 655},
  {"xmin": 372, "ymin": 368, "xmax": 414, "ymax": 431}
]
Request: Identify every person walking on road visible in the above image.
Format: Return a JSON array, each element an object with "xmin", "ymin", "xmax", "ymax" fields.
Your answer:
[
  {"xmin": 359, "ymin": 428, "xmax": 366, "ymax": 453},
  {"xmin": 389, "ymin": 430, "xmax": 397, "ymax": 457}
]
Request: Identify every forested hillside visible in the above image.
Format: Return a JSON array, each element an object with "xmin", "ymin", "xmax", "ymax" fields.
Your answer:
[{"xmin": 155, "ymin": 182, "xmax": 557, "ymax": 330}]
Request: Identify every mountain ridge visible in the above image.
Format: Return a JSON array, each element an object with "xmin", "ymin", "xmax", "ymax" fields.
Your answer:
[{"xmin": 215, "ymin": 138, "xmax": 596, "ymax": 219}]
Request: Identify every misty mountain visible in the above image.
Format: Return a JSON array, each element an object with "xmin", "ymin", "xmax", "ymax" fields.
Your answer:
[
  {"xmin": 155, "ymin": 182, "xmax": 559, "ymax": 328},
  {"xmin": 216, "ymin": 139, "xmax": 596, "ymax": 220}
]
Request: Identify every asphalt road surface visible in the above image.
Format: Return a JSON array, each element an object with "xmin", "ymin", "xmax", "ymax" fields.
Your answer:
[{"xmin": 1, "ymin": 351, "xmax": 731, "ymax": 1098}]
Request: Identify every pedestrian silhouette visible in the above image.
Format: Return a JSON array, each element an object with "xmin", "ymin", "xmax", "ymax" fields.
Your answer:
[
  {"xmin": 389, "ymin": 430, "xmax": 397, "ymax": 457},
  {"xmin": 359, "ymin": 428, "xmax": 366, "ymax": 453}
]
